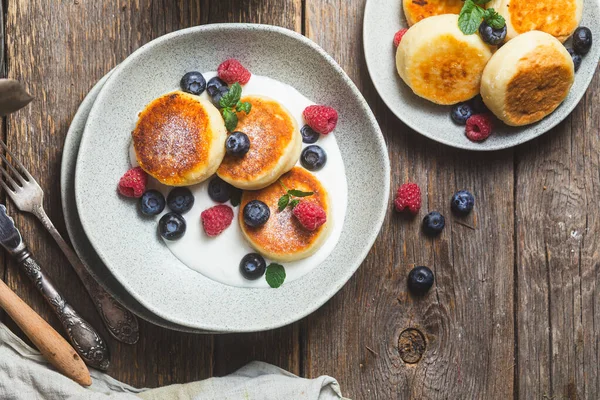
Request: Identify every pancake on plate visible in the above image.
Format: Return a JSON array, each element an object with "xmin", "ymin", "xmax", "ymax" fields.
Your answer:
[
  {"xmin": 396, "ymin": 14, "xmax": 493, "ymax": 105},
  {"xmin": 217, "ymin": 95, "xmax": 301, "ymax": 190},
  {"xmin": 487, "ymin": 0, "xmax": 583, "ymax": 43},
  {"xmin": 239, "ymin": 167, "xmax": 331, "ymax": 262},
  {"xmin": 480, "ymin": 30, "xmax": 574, "ymax": 126},
  {"xmin": 132, "ymin": 91, "xmax": 227, "ymax": 186},
  {"xmin": 403, "ymin": 0, "xmax": 463, "ymax": 26}
]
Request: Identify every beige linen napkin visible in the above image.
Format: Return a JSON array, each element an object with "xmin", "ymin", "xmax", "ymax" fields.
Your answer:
[{"xmin": 0, "ymin": 322, "xmax": 347, "ymax": 400}]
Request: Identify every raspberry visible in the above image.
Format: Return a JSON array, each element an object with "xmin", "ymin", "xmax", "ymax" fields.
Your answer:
[
  {"xmin": 118, "ymin": 167, "xmax": 147, "ymax": 198},
  {"xmin": 292, "ymin": 201, "xmax": 327, "ymax": 231},
  {"xmin": 217, "ymin": 59, "xmax": 251, "ymax": 85},
  {"xmin": 394, "ymin": 182, "xmax": 421, "ymax": 214},
  {"xmin": 394, "ymin": 29, "xmax": 408, "ymax": 47},
  {"xmin": 201, "ymin": 205, "xmax": 234, "ymax": 237},
  {"xmin": 465, "ymin": 114, "xmax": 493, "ymax": 142},
  {"xmin": 303, "ymin": 105, "xmax": 338, "ymax": 135}
]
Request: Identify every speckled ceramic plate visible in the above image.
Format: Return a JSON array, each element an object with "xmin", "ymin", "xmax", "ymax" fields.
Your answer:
[
  {"xmin": 61, "ymin": 71, "xmax": 218, "ymax": 333},
  {"xmin": 74, "ymin": 24, "xmax": 389, "ymax": 332},
  {"xmin": 363, "ymin": 0, "xmax": 600, "ymax": 151}
]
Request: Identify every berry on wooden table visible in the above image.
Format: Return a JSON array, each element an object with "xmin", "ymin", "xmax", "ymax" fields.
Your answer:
[
  {"xmin": 217, "ymin": 59, "xmax": 251, "ymax": 84},
  {"xmin": 451, "ymin": 190, "xmax": 475, "ymax": 215},
  {"xmin": 407, "ymin": 266, "xmax": 434, "ymax": 295},
  {"xmin": 394, "ymin": 182, "xmax": 421, "ymax": 215},
  {"xmin": 118, "ymin": 167, "xmax": 147, "ymax": 198},
  {"xmin": 303, "ymin": 105, "xmax": 338, "ymax": 135},
  {"xmin": 201, "ymin": 205, "xmax": 234, "ymax": 237},
  {"xmin": 422, "ymin": 211, "xmax": 445, "ymax": 235}
]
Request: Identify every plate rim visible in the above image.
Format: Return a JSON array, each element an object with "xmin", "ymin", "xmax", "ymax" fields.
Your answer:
[{"xmin": 74, "ymin": 23, "xmax": 390, "ymax": 332}]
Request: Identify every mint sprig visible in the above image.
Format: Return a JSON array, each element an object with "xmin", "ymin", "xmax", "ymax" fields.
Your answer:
[
  {"xmin": 266, "ymin": 263, "xmax": 286, "ymax": 288},
  {"xmin": 218, "ymin": 82, "xmax": 251, "ymax": 132},
  {"xmin": 458, "ymin": 0, "xmax": 505, "ymax": 35},
  {"xmin": 483, "ymin": 8, "xmax": 506, "ymax": 30},
  {"xmin": 277, "ymin": 184, "xmax": 314, "ymax": 212}
]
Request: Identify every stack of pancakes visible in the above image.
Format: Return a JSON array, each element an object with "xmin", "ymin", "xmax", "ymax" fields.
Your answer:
[
  {"xmin": 396, "ymin": 0, "xmax": 581, "ymax": 125},
  {"xmin": 132, "ymin": 91, "xmax": 331, "ymax": 262}
]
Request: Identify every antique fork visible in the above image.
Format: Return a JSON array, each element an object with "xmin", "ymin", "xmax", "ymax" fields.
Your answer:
[{"xmin": 0, "ymin": 139, "xmax": 139, "ymax": 344}]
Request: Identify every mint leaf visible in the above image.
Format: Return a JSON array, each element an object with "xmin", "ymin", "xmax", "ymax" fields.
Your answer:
[
  {"xmin": 219, "ymin": 83, "xmax": 242, "ymax": 108},
  {"xmin": 483, "ymin": 8, "xmax": 506, "ymax": 29},
  {"xmin": 222, "ymin": 108, "xmax": 238, "ymax": 132},
  {"xmin": 289, "ymin": 199, "xmax": 300, "ymax": 209},
  {"xmin": 458, "ymin": 0, "xmax": 485, "ymax": 35},
  {"xmin": 265, "ymin": 263, "xmax": 286, "ymax": 288},
  {"xmin": 288, "ymin": 189, "xmax": 314, "ymax": 197},
  {"xmin": 278, "ymin": 194, "xmax": 290, "ymax": 212},
  {"xmin": 472, "ymin": 0, "xmax": 489, "ymax": 5},
  {"xmin": 236, "ymin": 101, "xmax": 252, "ymax": 114}
]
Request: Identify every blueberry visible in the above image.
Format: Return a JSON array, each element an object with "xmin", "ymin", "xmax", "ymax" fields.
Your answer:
[
  {"xmin": 451, "ymin": 190, "xmax": 475, "ymax": 215},
  {"xmin": 167, "ymin": 187, "xmax": 194, "ymax": 214},
  {"xmin": 139, "ymin": 190, "xmax": 166, "ymax": 216},
  {"xmin": 210, "ymin": 86, "xmax": 229, "ymax": 107},
  {"xmin": 206, "ymin": 77, "xmax": 227, "ymax": 97},
  {"xmin": 226, "ymin": 132, "xmax": 250, "ymax": 156},
  {"xmin": 180, "ymin": 72, "xmax": 206, "ymax": 95},
  {"xmin": 240, "ymin": 253, "xmax": 267, "ymax": 280},
  {"xmin": 451, "ymin": 103, "xmax": 473, "ymax": 125},
  {"xmin": 471, "ymin": 94, "xmax": 489, "ymax": 114},
  {"xmin": 158, "ymin": 212, "xmax": 186, "ymax": 240},
  {"xmin": 208, "ymin": 176, "xmax": 234, "ymax": 203},
  {"xmin": 300, "ymin": 145, "xmax": 327, "ymax": 171},
  {"xmin": 478, "ymin": 20, "xmax": 507, "ymax": 46},
  {"xmin": 573, "ymin": 26, "xmax": 592, "ymax": 55},
  {"xmin": 407, "ymin": 266, "xmax": 434, "ymax": 295},
  {"xmin": 300, "ymin": 125, "xmax": 320, "ymax": 144},
  {"xmin": 422, "ymin": 211, "xmax": 445, "ymax": 235},
  {"xmin": 567, "ymin": 48, "xmax": 582, "ymax": 72},
  {"xmin": 243, "ymin": 200, "xmax": 270, "ymax": 227}
]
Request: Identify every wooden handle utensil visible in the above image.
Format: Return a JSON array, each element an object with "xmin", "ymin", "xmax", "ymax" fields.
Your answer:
[{"xmin": 0, "ymin": 279, "xmax": 91, "ymax": 386}]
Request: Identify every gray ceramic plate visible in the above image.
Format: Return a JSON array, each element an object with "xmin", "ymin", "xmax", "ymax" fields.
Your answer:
[
  {"xmin": 74, "ymin": 24, "xmax": 390, "ymax": 332},
  {"xmin": 61, "ymin": 71, "xmax": 218, "ymax": 333},
  {"xmin": 363, "ymin": 0, "xmax": 600, "ymax": 151}
]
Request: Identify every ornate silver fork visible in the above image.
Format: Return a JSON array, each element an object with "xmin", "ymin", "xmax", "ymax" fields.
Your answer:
[{"xmin": 0, "ymin": 139, "xmax": 139, "ymax": 345}]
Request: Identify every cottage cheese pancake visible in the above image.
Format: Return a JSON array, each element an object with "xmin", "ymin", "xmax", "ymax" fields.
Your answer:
[
  {"xmin": 480, "ymin": 31, "xmax": 574, "ymax": 126},
  {"xmin": 403, "ymin": 0, "xmax": 463, "ymax": 26},
  {"xmin": 217, "ymin": 95, "xmax": 302, "ymax": 190},
  {"xmin": 487, "ymin": 0, "xmax": 583, "ymax": 42},
  {"xmin": 132, "ymin": 91, "xmax": 227, "ymax": 186},
  {"xmin": 396, "ymin": 14, "xmax": 493, "ymax": 105}
]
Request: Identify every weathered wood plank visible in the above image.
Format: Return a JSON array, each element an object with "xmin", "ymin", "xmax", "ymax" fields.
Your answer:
[
  {"xmin": 207, "ymin": 0, "xmax": 303, "ymax": 378},
  {"xmin": 515, "ymin": 66, "xmax": 600, "ymax": 399},
  {"xmin": 5, "ymin": 0, "xmax": 213, "ymax": 387},
  {"xmin": 304, "ymin": 1, "xmax": 515, "ymax": 398}
]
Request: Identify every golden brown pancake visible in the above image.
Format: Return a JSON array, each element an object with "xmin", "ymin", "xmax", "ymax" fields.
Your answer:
[
  {"xmin": 240, "ymin": 167, "xmax": 331, "ymax": 262},
  {"xmin": 480, "ymin": 31, "xmax": 574, "ymax": 126},
  {"xmin": 396, "ymin": 14, "xmax": 493, "ymax": 105},
  {"xmin": 217, "ymin": 95, "xmax": 301, "ymax": 190},
  {"xmin": 487, "ymin": 0, "xmax": 583, "ymax": 42},
  {"xmin": 403, "ymin": 0, "xmax": 463, "ymax": 26},
  {"xmin": 132, "ymin": 91, "xmax": 227, "ymax": 186}
]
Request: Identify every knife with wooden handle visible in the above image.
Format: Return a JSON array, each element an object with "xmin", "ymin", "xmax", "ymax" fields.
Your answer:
[{"xmin": 0, "ymin": 279, "xmax": 91, "ymax": 386}]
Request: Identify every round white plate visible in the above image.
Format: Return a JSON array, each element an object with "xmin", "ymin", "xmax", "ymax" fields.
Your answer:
[
  {"xmin": 363, "ymin": 0, "xmax": 600, "ymax": 150},
  {"xmin": 74, "ymin": 24, "xmax": 390, "ymax": 332}
]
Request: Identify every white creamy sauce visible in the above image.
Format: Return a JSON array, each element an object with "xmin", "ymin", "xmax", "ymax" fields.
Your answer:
[{"xmin": 130, "ymin": 73, "xmax": 347, "ymax": 288}]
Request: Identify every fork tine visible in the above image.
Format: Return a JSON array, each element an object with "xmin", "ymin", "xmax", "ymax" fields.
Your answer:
[
  {"xmin": 0, "ymin": 164, "xmax": 21, "ymax": 191},
  {"xmin": 0, "ymin": 140, "xmax": 35, "ymax": 182},
  {"xmin": 0, "ymin": 151, "xmax": 26, "ymax": 185},
  {"xmin": 0, "ymin": 179, "xmax": 16, "ymax": 199}
]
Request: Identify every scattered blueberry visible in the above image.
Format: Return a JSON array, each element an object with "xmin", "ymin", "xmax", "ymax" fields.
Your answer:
[
  {"xmin": 240, "ymin": 253, "xmax": 267, "ymax": 280},
  {"xmin": 300, "ymin": 125, "xmax": 320, "ymax": 144},
  {"xmin": 158, "ymin": 212, "xmax": 186, "ymax": 240},
  {"xmin": 243, "ymin": 200, "xmax": 270, "ymax": 227},
  {"xmin": 451, "ymin": 103, "xmax": 473, "ymax": 125},
  {"xmin": 208, "ymin": 176, "xmax": 234, "ymax": 203},
  {"xmin": 139, "ymin": 190, "xmax": 166, "ymax": 216},
  {"xmin": 167, "ymin": 187, "xmax": 195, "ymax": 214},
  {"xmin": 566, "ymin": 48, "xmax": 582, "ymax": 72},
  {"xmin": 300, "ymin": 145, "xmax": 327, "ymax": 171},
  {"xmin": 206, "ymin": 76, "xmax": 227, "ymax": 97},
  {"xmin": 209, "ymin": 86, "xmax": 229, "ymax": 107},
  {"xmin": 451, "ymin": 190, "xmax": 475, "ymax": 215},
  {"xmin": 471, "ymin": 94, "xmax": 489, "ymax": 114},
  {"xmin": 573, "ymin": 26, "xmax": 592, "ymax": 55},
  {"xmin": 478, "ymin": 20, "xmax": 507, "ymax": 46},
  {"xmin": 407, "ymin": 266, "xmax": 434, "ymax": 295},
  {"xmin": 226, "ymin": 132, "xmax": 251, "ymax": 156},
  {"xmin": 422, "ymin": 211, "xmax": 445, "ymax": 235},
  {"xmin": 180, "ymin": 72, "xmax": 206, "ymax": 95}
]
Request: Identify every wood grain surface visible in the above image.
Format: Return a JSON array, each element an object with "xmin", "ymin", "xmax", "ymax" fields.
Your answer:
[{"xmin": 1, "ymin": 0, "xmax": 599, "ymax": 398}]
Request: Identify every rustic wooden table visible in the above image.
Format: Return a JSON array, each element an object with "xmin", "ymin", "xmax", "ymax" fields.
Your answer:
[{"xmin": 1, "ymin": 1, "xmax": 599, "ymax": 399}]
